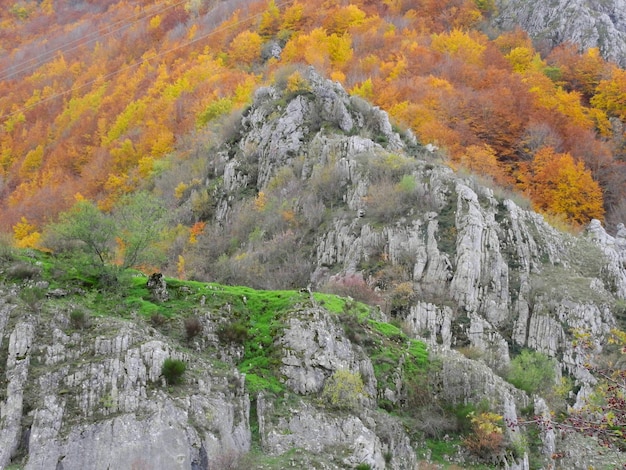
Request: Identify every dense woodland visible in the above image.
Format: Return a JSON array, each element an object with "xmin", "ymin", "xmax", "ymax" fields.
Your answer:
[{"xmin": 1, "ymin": 0, "xmax": 626, "ymax": 243}]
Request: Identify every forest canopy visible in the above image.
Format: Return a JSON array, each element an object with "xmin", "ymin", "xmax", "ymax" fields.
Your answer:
[{"xmin": 1, "ymin": 0, "xmax": 625, "ymax": 239}]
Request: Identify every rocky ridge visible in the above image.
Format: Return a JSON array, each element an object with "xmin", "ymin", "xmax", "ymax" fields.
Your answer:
[
  {"xmin": 493, "ymin": 0, "xmax": 626, "ymax": 66},
  {"xmin": 1, "ymin": 68, "xmax": 625, "ymax": 469}
]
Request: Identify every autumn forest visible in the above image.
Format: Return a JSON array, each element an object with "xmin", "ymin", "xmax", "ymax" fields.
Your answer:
[{"xmin": 2, "ymin": 0, "xmax": 626, "ymax": 245}]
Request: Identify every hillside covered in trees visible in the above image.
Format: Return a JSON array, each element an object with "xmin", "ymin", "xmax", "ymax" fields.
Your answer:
[{"xmin": 1, "ymin": 0, "xmax": 626, "ymax": 243}]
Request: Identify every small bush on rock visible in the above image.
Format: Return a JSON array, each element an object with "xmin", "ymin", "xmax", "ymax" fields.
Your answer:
[
  {"xmin": 150, "ymin": 312, "xmax": 167, "ymax": 327},
  {"xmin": 321, "ymin": 369, "xmax": 366, "ymax": 411},
  {"xmin": 69, "ymin": 308, "xmax": 89, "ymax": 329},
  {"xmin": 462, "ymin": 411, "xmax": 505, "ymax": 462},
  {"xmin": 19, "ymin": 286, "xmax": 45, "ymax": 311},
  {"xmin": 507, "ymin": 349, "xmax": 556, "ymax": 395},
  {"xmin": 161, "ymin": 358, "xmax": 186, "ymax": 385},
  {"xmin": 217, "ymin": 321, "xmax": 249, "ymax": 344},
  {"xmin": 184, "ymin": 316, "xmax": 203, "ymax": 340}
]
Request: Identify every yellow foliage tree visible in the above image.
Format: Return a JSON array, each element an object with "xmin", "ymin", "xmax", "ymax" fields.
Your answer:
[
  {"xmin": 259, "ymin": 0, "xmax": 280, "ymax": 37},
  {"xmin": 327, "ymin": 33, "xmax": 353, "ymax": 68},
  {"xmin": 431, "ymin": 29, "xmax": 487, "ymax": 66},
  {"xmin": 286, "ymin": 71, "xmax": 311, "ymax": 93},
  {"xmin": 505, "ymin": 47, "xmax": 540, "ymax": 73},
  {"xmin": 13, "ymin": 217, "xmax": 41, "ymax": 248},
  {"xmin": 228, "ymin": 30, "xmax": 263, "ymax": 66},
  {"xmin": 19, "ymin": 145, "xmax": 44, "ymax": 181},
  {"xmin": 591, "ymin": 66, "xmax": 626, "ymax": 120},
  {"xmin": 351, "ymin": 78, "xmax": 374, "ymax": 101},
  {"xmin": 280, "ymin": 2, "xmax": 304, "ymax": 31},
  {"xmin": 325, "ymin": 4, "xmax": 366, "ymax": 34}
]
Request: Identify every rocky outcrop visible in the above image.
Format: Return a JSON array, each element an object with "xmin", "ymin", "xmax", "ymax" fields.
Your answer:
[
  {"xmin": 258, "ymin": 397, "xmax": 416, "ymax": 470},
  {"xmin": 493, "ymin": 0, "xmax": 626, "ymax": 66},
  {"xmin": 0, "ymin": 301, "xmax": 251, "ymax": 470},
  {"xmin": 224, "ymin": 65, "xmax": 622, "ymax": 387},
  {"xmin": 207, "ymin": 68, "xmax": 625, "ymax": 467},
  {"xmin": 3, "ymin": 69, "xmax": 626, "ymax": 469},
  {"xmin": 279, "ymin": 306, "xmax": 377, "ymax": 401}
]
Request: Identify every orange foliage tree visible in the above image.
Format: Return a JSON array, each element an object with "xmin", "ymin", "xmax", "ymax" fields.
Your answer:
[{"xmin": 521, "ymin": 147, "xmax": 604, "ymax": 225}]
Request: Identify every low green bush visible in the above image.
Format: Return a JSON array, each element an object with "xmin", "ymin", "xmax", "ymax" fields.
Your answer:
[
  {"xmin": 161, "ymin": 358, "xmax": 186, "ymax": 385},
  {"xmin": 19, "ymin": 286, "xmax": 45, "ymax": 311},
  {"xmin": 321, "ymin": 369, "xmax": 366, "ymax": 411},
  {"xmin": 69, "ymin": 308, "xmax": 89, "ymax": 329},
  {"xmin": 507, "ymin": 349, "xmax": 556, "ymax": 395}
]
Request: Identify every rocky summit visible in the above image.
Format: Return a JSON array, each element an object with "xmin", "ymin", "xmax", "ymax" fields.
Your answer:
[
  {"xmin": 493, "ymin": 0, "xmax": 626, "ymax": 66},
  {"xmin": 1, "ymin": 68, "xmax": 625, "ymax": 469}
]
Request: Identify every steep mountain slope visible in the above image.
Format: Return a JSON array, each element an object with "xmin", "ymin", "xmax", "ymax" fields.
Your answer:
[
  {"xmin": 3, "ymin": 0, "xmax": 626, "ymax": 234},
  {"xmin": 494, "ymin": 0, "xmax": 626, "ymax": 66},
  {"xmin": 1, "ymin": 69, "xmax": 624, "ymax": 469}
]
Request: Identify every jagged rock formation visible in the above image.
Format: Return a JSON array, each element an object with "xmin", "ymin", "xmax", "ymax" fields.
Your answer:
[
  {"xmin": 2, "ymin": 68, "xmax": 625, "ymax": 469},
  {"xmin": 0, "ymin": 307, "xmax": 250, "ymax": 470},
  {"xmin": 493, "ymin": 0, "xmax": 626, "ymax": 66},
  {"xmin": 219, "ymin": 67, "xmax": 621, "ymax": 391},
  {"xmin": 211, "ymin": 68, "xmax": 625, "ymax": 466}
]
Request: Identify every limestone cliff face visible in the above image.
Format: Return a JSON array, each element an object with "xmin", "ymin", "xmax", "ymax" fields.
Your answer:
[
  {"xmin": 0, "ymin": 300, "xmax": 251, "ymax": 470},
  {"xmin": 213, "ymin": 68, "xmax": 625, "ymax": 466},
  {"xmin": 1, "ymin": 69, "xmax": 625, "ymax": 469},
  {"xmin": 493, "ymin": 0, "xmax": 626, "ymax": 66},
  {"xmin": 221, "ymin": 67, "xmax": 622, "ymax": 388}
]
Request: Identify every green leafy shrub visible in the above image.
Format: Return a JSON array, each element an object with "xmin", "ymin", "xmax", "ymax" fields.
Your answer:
[
  {"xmin": 321, "ymin": 369, "xmax": 366, "ymax": 411},
  {"xmin": 196, "ymin": 98, "xmax": 234, "ymax": 128},
  {"xmin": 69, "ymin": 308, "xmax": 89, "ymax": 329},
  {"xmin": 161, "ymin": 358, "xmax": 186, "ymax": 385},
  {"xmin": 19, "ymin": 286, "xmax": 45, "ymax": 311},
  {"xmin": 507, "ymin": 349, "xmax": 556, "ymax": 395},
  {"xmin": 44, "ymin": 192, "xmax": 166, "ymax": 271}
]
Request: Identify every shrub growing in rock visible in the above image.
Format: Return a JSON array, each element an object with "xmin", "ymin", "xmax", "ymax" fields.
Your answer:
[
  {"xmin": 507, "ymin": 349, "xmax": 556, "ymax": 395},
  {"xmin": 69, "ymin": 308, "xmax": 89, "ymax": 329},
  {"xmin": 321, "ymin": 369, "xmax": 366, "ymax": 411},
  {"xmin": 462, "ymin": 411, "xmax": 505, "ymax": 462},
  {"xmin": 19, "ymin": 286, "xmax": 45, "ymax": 311},
  {"xmin": 161, "ymin": 358, "xmax": 186, "ymax": 385},
  {"xmin": 322, "ymin": 272, "xmax": 382, "ymax": 307},
  {"xmin": 217, "ymin": 321, "xmax": 249, "ymax": 344},
  {"xmin": 150, "ymin": 313, "xmax": 167, "ymax": 327},
  {"xmin": 184, "ymin": 316, "xmax": 203, "ymax": 340}
]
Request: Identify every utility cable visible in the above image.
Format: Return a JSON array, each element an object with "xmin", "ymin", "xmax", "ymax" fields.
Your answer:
[
  {"xmin": 0, "ymin": 0, "xmax": 189, "ymax": 82},
  {"xmin": 1, "ymin": 0, "xmax": 295, "ymax": 121}
]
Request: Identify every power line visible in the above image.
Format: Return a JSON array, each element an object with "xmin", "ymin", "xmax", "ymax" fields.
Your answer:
[
  {"xmin": 1, "ymin": 0, "xmax": 295, "ymax": 121},
  {"xmin": 0, "ymin": 0, "xmax": 189, "ymax": 82}
]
